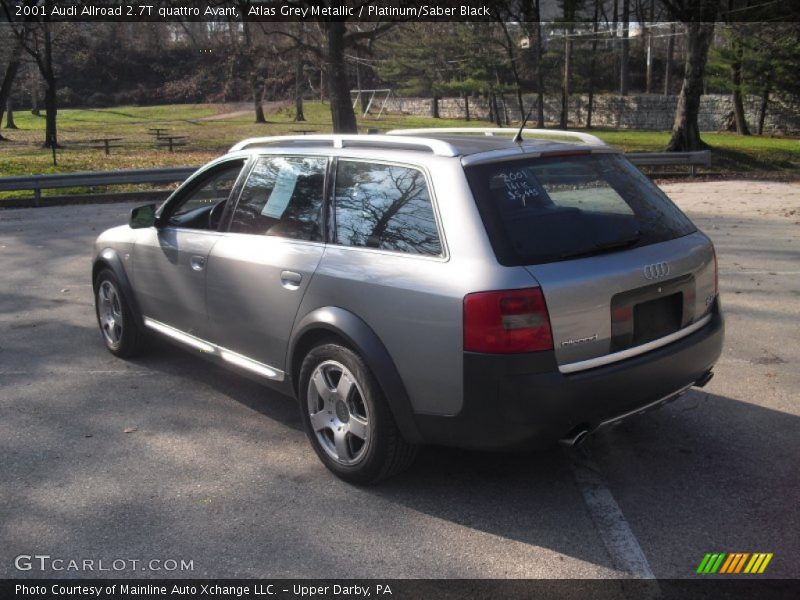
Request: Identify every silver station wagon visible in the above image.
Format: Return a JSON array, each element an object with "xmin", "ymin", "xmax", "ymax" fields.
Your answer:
[{"xmin": 92, "ymin": 128, "xmax": 724, "ymax": 483}]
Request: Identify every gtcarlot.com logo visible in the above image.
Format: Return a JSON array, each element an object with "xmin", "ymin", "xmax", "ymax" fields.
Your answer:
[
  {"xmin": 14, "ymin": 554, "xmax": 194, "ymax": 572},
  {"xmin": 696, "ymin": 552, "xmax": 773, "ymax": 574}
]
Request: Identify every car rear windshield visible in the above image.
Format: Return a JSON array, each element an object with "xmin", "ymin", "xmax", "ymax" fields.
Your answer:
[{"xmin": 464, "ymin": 153, "xmax": 697, "ymax": 266}]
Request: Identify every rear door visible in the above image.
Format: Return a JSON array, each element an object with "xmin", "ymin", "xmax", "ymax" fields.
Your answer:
[
  {"xmin": 464, "ymin": 153, "xmax": 717, "ymax": 371},
  {"xmin": 205, "ymin": 155, "xmax": 328, "ymax": 373}
]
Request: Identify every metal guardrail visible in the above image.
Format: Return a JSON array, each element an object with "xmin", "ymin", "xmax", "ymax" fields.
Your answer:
[
  {"xmin": 626, "ymin": 150, "xmax": 711, "ymax": 175},
  {"xmin": 0, "ymin": 166, "xmax": 197, "ymax": 205},
  {"xmin": 0, "ymin": 151, "xmax": 712, "ymax": 207}
]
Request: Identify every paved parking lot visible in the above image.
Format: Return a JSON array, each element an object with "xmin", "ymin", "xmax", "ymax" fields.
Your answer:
[{"xmin": 1, "ymin": 181, "xmax": 798, "ymax": 580}]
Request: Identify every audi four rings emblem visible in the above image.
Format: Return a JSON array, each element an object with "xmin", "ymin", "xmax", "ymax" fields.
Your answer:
[{"xmin": 644, "ymin": 262, "xmax": 670, "ymax": 280}]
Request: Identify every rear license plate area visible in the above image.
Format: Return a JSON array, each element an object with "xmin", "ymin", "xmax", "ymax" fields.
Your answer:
[
  {"xmin": 610, "ymin": 274, "xmax": 696, "ymax": 352},
  {"xmin": 633, "ymin": 293, "xmax": 683, "ymax": 346}
]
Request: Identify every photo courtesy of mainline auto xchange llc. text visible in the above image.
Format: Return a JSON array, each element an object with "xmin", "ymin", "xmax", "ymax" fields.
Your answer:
[{"xmin": 1, "ymin": 1, "xmax": 799, "ymax": 599}]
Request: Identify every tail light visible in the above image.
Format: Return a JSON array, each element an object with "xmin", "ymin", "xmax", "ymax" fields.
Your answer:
[{"xmin": 464, "ymin": 287, "xmax": 553, "ymax": 353}]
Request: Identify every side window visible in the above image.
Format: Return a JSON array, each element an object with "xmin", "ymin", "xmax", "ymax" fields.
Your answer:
[
  {"xmin": 229, "ymin": 156, "xmax": 327, "ymax": 241},
  {"xmin": 169, "ymin": 161, "xmax": 244, "ymax": 227},
  {"xmin": 334, "ymin": 161, "xmax": 442, "ymax": 257}
]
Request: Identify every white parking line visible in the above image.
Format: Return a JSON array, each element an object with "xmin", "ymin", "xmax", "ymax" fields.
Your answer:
[{"xmin": 567, "ymin": 447, "xmax": 661, "ymax": 594}]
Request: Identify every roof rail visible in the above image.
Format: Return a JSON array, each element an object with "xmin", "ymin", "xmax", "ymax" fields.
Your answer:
[
  {"xmin": 386, "ymin": 127, "xmax": 606, "ymax": 147},
  {"xmin": 228, "ymin": 134, "xmax": 459, "ymax": 156}
]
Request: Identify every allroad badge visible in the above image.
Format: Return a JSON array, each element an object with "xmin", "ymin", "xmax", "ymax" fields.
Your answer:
[{"xmin": 643, "ymin": 262, "xmax": 670, "ymax": 280}]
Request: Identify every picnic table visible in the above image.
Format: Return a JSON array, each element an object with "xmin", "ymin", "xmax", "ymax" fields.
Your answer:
[
  {"xmin": 294, "ymin": 129, "xmax": 318, "ymax": 135},
  {"xmin": 86, "ymin": 137, "xmax": 123, "ymax": 155},
  {"xmin": 147, "ymin": 128, "xmax": 170, "ymax": 139},
  {"xmin": 156, "ymin": 135, "xmax": 189, "ymax": 152}
]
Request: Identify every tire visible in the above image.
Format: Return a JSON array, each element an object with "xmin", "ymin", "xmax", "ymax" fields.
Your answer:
[
  {"xmin": 298, "ymin": 342, "xmax": 418, "ymax": 484},
  {"xmin": 93, "ymin": 268, "xmax": 147, "ymax": 358}
]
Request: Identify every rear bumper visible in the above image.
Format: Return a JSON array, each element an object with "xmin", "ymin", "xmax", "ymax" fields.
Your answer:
[{"xmin": 414, "ymin": 306, "xmax": 724, "ymax": 450}]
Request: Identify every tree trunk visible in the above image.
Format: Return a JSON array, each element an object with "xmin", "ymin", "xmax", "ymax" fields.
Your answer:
[
  {"xmin": 5, "ymin": 100, "xmax": 17, "ymax": 129},
  {"xmin": 560, "ymin": 32, "xmax": 571, "ymax": 129},
  {"xmin": 463, "ymin": 92, "xmax": 470, "ymax": 121},
  {"xmin": 534, "ymin": 18, "xmax": 545, "ymax": 127},
  {"xmin": 757, "ymin": 77, "xmax": 771, "ymax": 135},
  {"xmin": 664, "ymin": 23, "xmax": 675, "ymax": 96},
  {"xmin": 252, "ymin": 75, "xmax": 266, "ymax": 123},
  {"xmin": 645, "ymin": 0, "xmax": 655, "ymax": 94},
  {"xmin": 0, "ymin": 34, "xmax": 24, "ymax": 139},
  {"xmin": 491, "ymin": 93, "xmax": 502, "ymax": 127},
  {"xmin": 645, "ymin": 30, "xmax": 653, "ymax": 93},
  {"xmin": 498, "ymin": 20, "xmax": 525, "ymax": 122},
  {"xmin": 666, "ymin": 22, "xmax": 716, "ymax": 151},
  {"xmin": 354, "ymin": 53, "xmax": 365, "ymax": 116},
  {"xmin": 730, "ymin": 35, "xmax": 750, "ymax": 135},
  {"xmin": 620, "ymin": 0, "xmax": 630, "ymax": 96},
  {"xmin": 41, "ymin": 23, "xmax": 57, "ymax": 149},
  {"xmin": 430, "ymin": 95, "xmax": 440, "ymax": 119},
  {"xmin": 294, "ymin": 55, "xmax": 306, "ymax": 122},
  {"xmin": 43, "ymin": 78, "xmax": 57, "ymax": 148},
  {"xmin": 325, "ymin": 22, "xmax": 357, "ymax": 134},
  {"xmin": 586, "ymin": 0, "xmax": 600, "ymax": 128},
  {"xmin": 31, "ymin": 80, "xmax": 40, "ymax": 116}
]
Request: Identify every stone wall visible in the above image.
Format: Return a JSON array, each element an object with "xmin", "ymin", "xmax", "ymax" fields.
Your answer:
[{"xmin": 383, "ymin": 94, "xmax": 800, "ymax": 134}]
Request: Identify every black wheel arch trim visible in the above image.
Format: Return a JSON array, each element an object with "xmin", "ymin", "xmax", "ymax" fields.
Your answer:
[
  {"xmin": 288, "ymin": 307, "xmax": 424, "ymax": 444},
  {"xmin": 92, "ymin": 248, "xmax": 144, "ymax": 328}
]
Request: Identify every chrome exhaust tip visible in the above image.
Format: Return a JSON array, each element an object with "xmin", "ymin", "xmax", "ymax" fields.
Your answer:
[
  {"xmin": 695, "ymin": 370, "xmax": 714, "ymax": 388},
  {"xmin": 559, "ymin": 428, "xmax": 591, "ymax": 448}
]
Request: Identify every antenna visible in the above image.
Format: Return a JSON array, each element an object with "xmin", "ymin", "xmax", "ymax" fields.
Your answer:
[{"xmin": 512, "ymin": 104, "xmax": 536, "ymax": 144}]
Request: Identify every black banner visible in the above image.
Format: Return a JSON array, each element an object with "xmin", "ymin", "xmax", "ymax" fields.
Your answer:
[
  {"xmin": 3, "ymin": 579, "xmax": 800, "ymax": 600},
  {"xmin": 3, "ymin": 0, "xmax": 800, "ymax": 23}
]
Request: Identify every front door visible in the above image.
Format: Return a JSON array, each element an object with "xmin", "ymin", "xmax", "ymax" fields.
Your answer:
[{"xmin": 133, "ymin": 159, "xmax": 246, "ymax": 337}]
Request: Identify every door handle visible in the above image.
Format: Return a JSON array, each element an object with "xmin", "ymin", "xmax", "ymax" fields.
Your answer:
[
  {"xmin": 190, "ymin": 255, "xmax": 206, "ymax": 271},
  {"xmin": 280, "ymin": 270, "xmax": 303, "ymax": 289}
]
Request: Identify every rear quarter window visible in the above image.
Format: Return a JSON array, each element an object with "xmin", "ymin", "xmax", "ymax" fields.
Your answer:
[
  {"xmin": 333, "ymin": 160, "xmax": 442, "ymax": 257},
  {"xmin": 465, "ymin": 154, "xmax": 696, "ymax": 265}
]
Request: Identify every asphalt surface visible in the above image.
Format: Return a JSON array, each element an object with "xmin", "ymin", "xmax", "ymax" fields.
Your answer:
[{"xmin": 1, "ymin": 181, "xmax": 798, "ymax": 580}]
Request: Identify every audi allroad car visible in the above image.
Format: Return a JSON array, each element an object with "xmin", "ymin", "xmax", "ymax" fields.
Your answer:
[{"xmin": 92, "ymin": 128, "xmax": 724, "ymax": 483}]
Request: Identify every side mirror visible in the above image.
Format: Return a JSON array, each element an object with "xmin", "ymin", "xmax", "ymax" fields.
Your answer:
[{"xmin": 129, "ymin": 204, "xmax": 157, "ymax": 229}]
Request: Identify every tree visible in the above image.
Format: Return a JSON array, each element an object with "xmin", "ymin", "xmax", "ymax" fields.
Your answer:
[
  {"xmin": 620, "ymin": 0, "xmax": 630, "ymax": 95},
  {"xmin": 294, "ymin": 49, "xmax": 306, "ymax": 122},
  {"xmin": 2, "ymin": 1, "xmax": 61, "ymax": 147},
  {"xmin": 559, "ymin": 0, "xmax": 583, "ymax": 128},
  {"xmin": 378, "ymin": 23, "xmax": 463, "ymax": 119},
  {"xmin": 664, "ymin": 22, "xmax": 676, "ymax": 95},
  {"xmin": 586, "ymin": 0, "xmax": 601, "ymax": 127},
  {"xmin": 0, "ymin": 26, "xmax": 25, "ymax": 140},
  {"xmin": 274, "ymin": 10, "xmax": 394, "ymax": 133},
  {"xmin": 661, "ymin": 0, "xmax": 720, "ymax": 151}
]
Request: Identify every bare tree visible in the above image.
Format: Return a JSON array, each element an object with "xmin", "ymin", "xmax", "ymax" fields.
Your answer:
[
  {"xmin": 662, "ymin": 0, "xmax": 720, "ymax": 151},
  {"xmin": 0, "ymin": 27, "xmax": 25, "ymax": 140},
  {"xmin": 620, "ymin": 0, "xmax": 630, "ymax": 95},
  {"xmin": 275, "ymin": 15, "xmax": 393, "ymax": 133},
  {"xmin": 664, "ymin": 22, "xmax": 676, "ymax": 95}
]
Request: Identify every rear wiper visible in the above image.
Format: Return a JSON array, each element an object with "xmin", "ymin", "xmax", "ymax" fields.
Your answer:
[{"xmin": 558, "ymin": 233, "xmax": 641, "ymax": 260}]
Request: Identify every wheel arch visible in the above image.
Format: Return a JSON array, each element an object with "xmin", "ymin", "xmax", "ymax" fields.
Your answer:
[
  {"xmin": 288, "ymin": 307, "xmax": 423, "ymax": 444},
  {"xmin": 92, "ymin": 248, "xmax": 144, "ymax": 327}
]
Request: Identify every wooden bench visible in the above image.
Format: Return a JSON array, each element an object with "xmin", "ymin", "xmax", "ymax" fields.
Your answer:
[
  {"xmin": 156, "ymin": 135, "xmax": 189, "ymax": 152},
  {"xmin": 84, "ymin": 137, "xmax": 124, "ymax": 156}
]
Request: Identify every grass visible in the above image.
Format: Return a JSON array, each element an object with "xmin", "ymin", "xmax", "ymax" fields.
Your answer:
[
  {"xmin": 0, "ymin": 102, "xmax": 797, "ymax": 199},
  {"xmin": 577, "ymin": 129, "xmax": 800, "ymax": 174}
]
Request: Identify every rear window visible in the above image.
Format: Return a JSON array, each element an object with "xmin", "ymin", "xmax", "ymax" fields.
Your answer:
[{"xmin": 464, "ymin": 154, "xmax": 696, "ymax": 265}]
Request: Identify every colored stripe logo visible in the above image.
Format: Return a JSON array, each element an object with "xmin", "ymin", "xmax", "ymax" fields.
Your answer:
[{"xmin": 697, "ymin": 552, "xmax": 773, "ymax": 574}]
